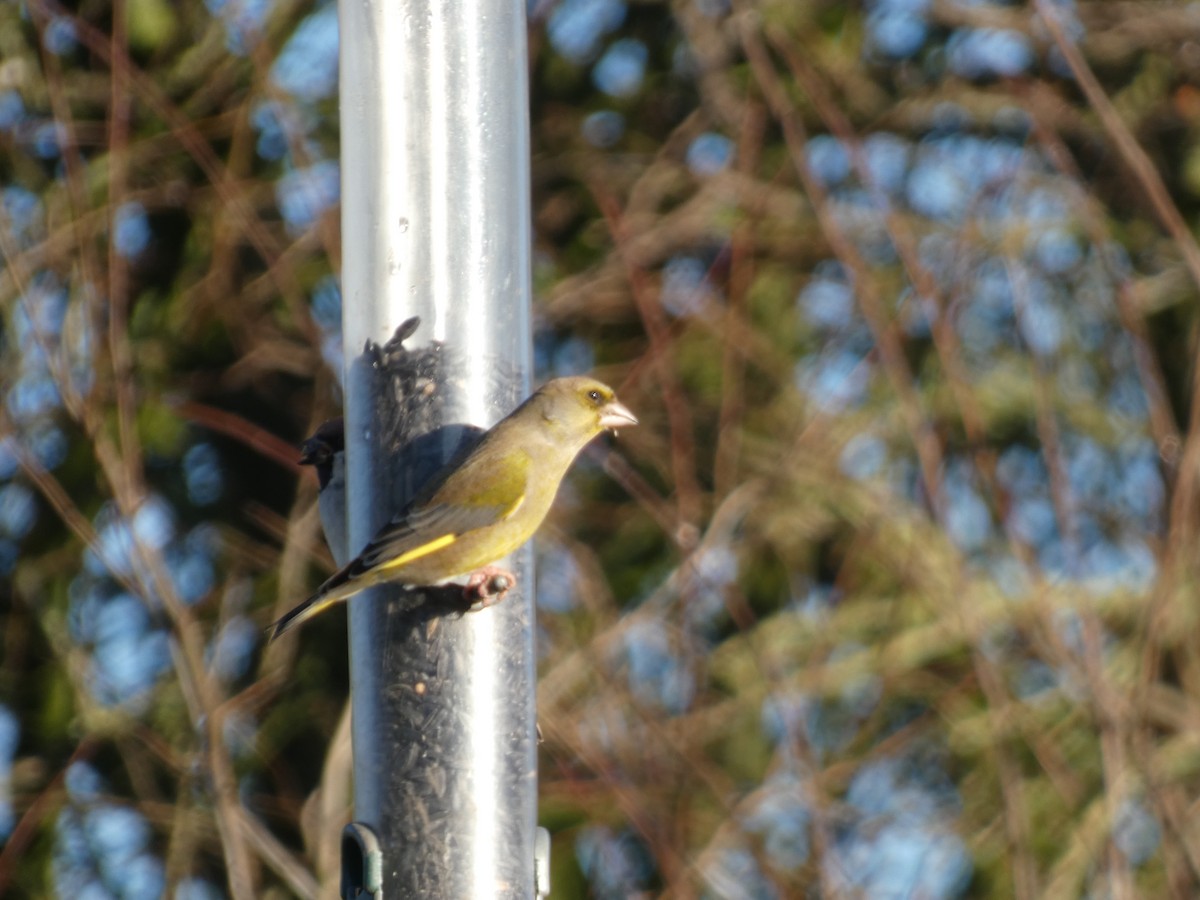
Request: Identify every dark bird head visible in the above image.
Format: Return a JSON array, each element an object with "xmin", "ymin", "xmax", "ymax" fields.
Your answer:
[{"xmin": 299, "ymin": 417, "xmax": 345, "ymax": 490}]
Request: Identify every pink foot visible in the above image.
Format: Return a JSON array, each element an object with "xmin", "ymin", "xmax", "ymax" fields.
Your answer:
[{"xmin": 462, "ymin": 565, "xmax": 516, "ymax": 608}]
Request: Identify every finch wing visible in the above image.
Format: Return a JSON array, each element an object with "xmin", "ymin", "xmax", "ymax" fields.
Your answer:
[{"xmin": 350, "ymin": 446, "xmax": 531, "ymax": 577}]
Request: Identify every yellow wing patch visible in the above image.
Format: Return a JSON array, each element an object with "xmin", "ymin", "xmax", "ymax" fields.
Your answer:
[{"xmin": 373, "ymin": 532, "xmax": 459, "ymax": 573}]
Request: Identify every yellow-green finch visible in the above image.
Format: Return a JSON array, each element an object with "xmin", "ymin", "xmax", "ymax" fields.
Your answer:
[{"xmin": 270, "ymin": 376, "xmax": 636, "ymax": 639}]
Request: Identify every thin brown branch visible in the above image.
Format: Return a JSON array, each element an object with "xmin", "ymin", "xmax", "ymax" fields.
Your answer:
[
  {"xmin": 740, "ymin": 17, "xmax": 945, "ymax": 514},
  {"xmin": 1034, "ymin": 0, "xmax": 1200, "ymax": 554},
  {"xmin": 591, "ymin": 182, "xmax": 705, "ymax": 539}
]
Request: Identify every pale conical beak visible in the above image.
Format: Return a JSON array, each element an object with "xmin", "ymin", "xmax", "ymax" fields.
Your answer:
[{"xmin": 600, "ymin": 400, "xmax": 638, "ymax": 430}]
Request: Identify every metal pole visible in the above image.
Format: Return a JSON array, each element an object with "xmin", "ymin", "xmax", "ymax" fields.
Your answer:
[{"xmin": 338, "ymin": 0, "xmax": 535, "ymax": 894}]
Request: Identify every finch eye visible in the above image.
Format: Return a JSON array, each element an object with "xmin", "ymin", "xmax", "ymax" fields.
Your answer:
[{"xmin": 588, "ymin": 390, "xmax": 601, "ymax": 403}]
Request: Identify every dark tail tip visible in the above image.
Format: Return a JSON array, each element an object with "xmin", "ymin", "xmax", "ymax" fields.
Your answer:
[{"xmin": 266, "ymin": 605, "xmax": 304, "ymax": 642}]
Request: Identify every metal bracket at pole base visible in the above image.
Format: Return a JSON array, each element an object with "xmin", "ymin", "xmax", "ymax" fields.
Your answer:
[
  {"xmin": 535, "ymin": 826, "xmax": 551, "ymax": 897},
  {"xmin": 342, "ymin": 822, "xmax": 384, "ymax": 899}
]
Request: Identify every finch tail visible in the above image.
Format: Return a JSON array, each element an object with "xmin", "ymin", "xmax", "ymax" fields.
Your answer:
[{"xmin": 268, "ymin": 563, "xmax": 362, "ymax": 641}]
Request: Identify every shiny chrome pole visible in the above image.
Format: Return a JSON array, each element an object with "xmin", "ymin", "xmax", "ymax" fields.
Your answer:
[{"xmin": 338, "ymin": 0, "xmax": 535, "ymax": 893}]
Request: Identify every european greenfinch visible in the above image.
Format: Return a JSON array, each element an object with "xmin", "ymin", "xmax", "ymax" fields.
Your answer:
[{"xmin": 270, "ymin": 376, "xmax": 637, "ymax": 639}]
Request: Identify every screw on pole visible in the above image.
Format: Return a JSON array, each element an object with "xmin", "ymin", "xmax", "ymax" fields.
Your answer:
[{"xmin": 535, "ymin": 826, "xmax": 551, "ymax": 897}]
